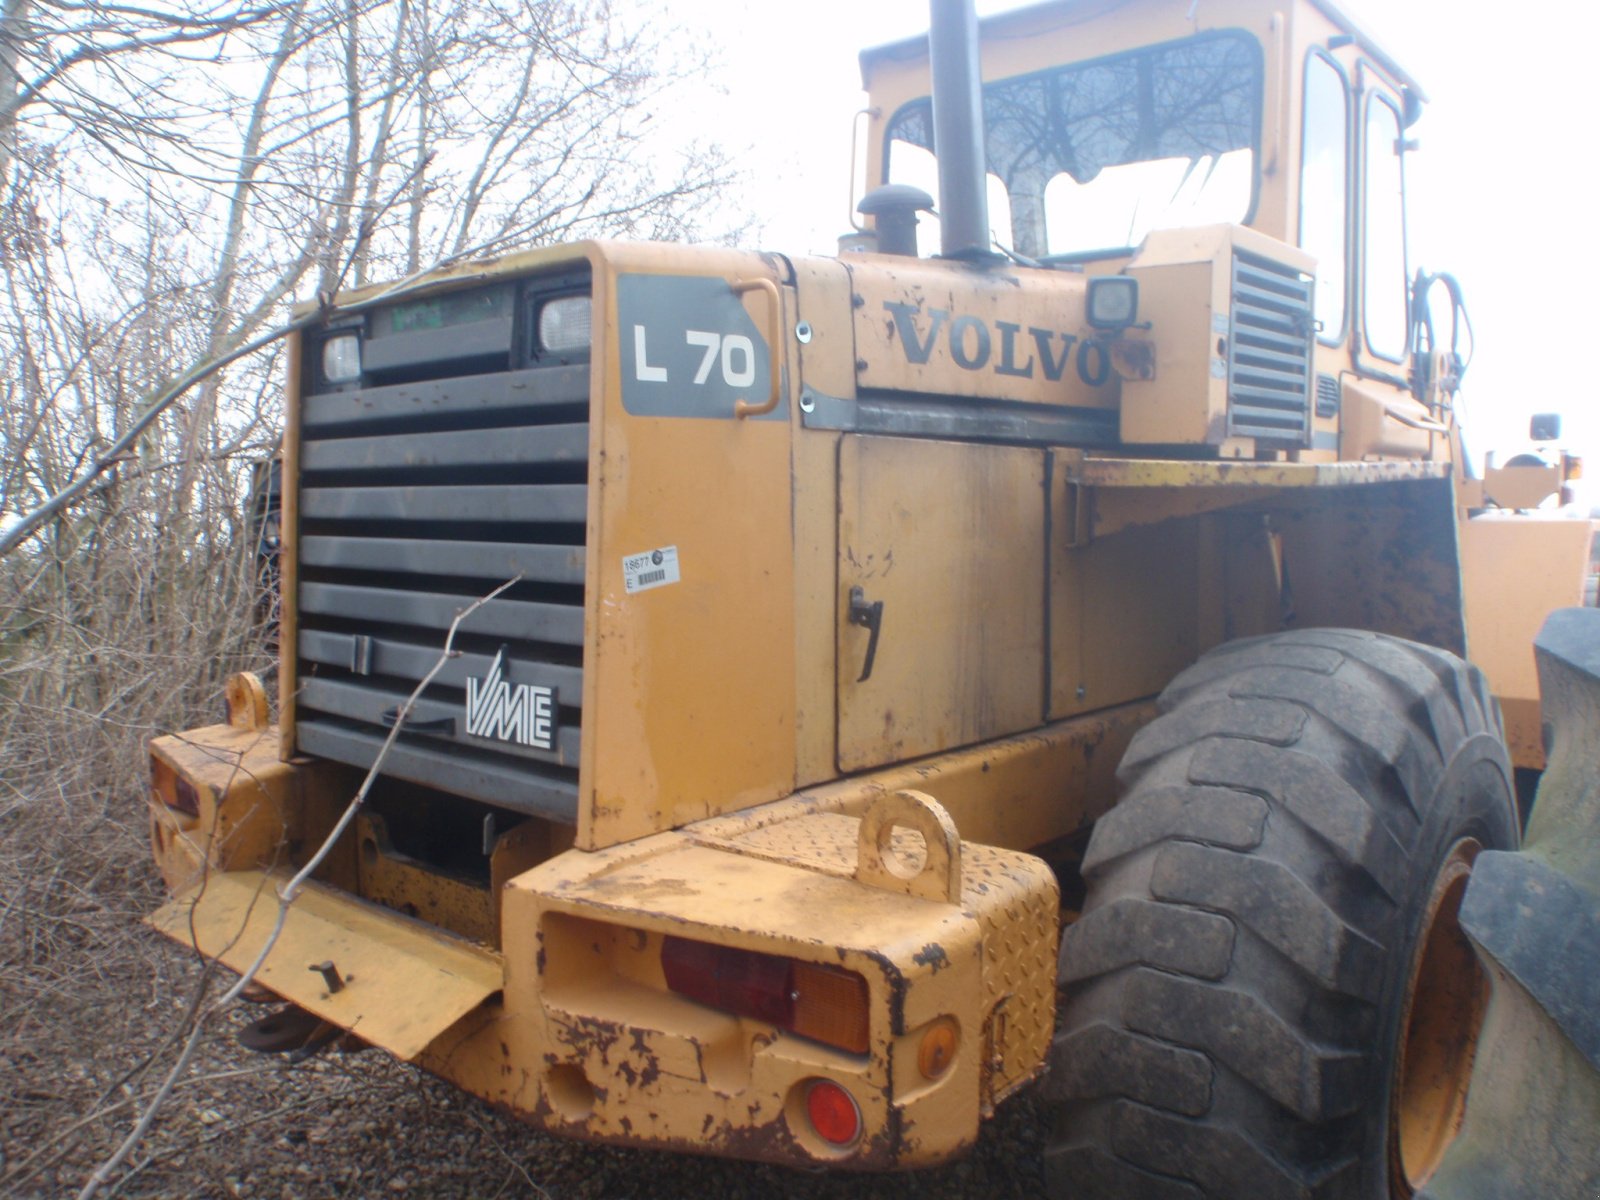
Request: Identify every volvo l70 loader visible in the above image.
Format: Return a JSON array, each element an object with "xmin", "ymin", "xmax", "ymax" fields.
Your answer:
[{"xmin": 144, "ymin": 1, "xmax": 1597, "ymax": 1195}]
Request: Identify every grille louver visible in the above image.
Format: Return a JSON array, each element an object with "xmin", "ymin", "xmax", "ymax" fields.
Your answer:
[
  {"xmin": 294, "ymin": 283, "xmax": 590, "ymax": 824},
  {"xmin": 1316, "ymin": 372, "xmax": 1341, "ymax": 419},
  {"xmin": 1226, "ymin": 251, "xmax": 1315, "ymax": 444}
]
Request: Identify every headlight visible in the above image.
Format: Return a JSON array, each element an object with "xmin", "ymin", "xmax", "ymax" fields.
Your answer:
[
  {"xmin": 321, "ymin": 333, "xmax": 362, "ymax": 383},
  {"xmin": 1086, "ymin": 276, "xmax": 1139, "ymax": 330},
  {"xmin": 538, "ymin": 296, "xmax": 591, "ymax": 355}
]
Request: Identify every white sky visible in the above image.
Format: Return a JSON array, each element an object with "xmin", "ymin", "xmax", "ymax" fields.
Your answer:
[{"xmin": 682, "ymin": 0, "xmax": 1600, "ymax": 492}]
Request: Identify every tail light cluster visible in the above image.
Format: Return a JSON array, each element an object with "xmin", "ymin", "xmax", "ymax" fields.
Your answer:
[
  {"xmin": 151, "ymin": 758, "xmax": 201, "ymax": 818},
  {"xmin": 660, "ymin": 935, "xmax": 870, "ymax": 1055}
]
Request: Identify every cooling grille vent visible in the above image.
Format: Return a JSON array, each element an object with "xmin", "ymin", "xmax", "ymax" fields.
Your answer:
[
  {"xmin": 1225, "ymin": 251, "xmax": 1315, "ymax": 445},
  {"xmin": 1315, "ymin": 372, "xmax": 1341, "ymax": 420},
  {"xmin": 292, "ymin": 273, "xmax": 591, "ymax": 823}
]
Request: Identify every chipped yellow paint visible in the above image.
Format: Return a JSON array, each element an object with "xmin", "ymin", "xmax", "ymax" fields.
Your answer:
[
  {"xmin": 148, "ymin": 722, "xmax": 344, "ymax": 893},
  {"xmin": 354, "ymin": 813, "xmax": 495, "ymax": 945},
  {"xmin": 1061, "ymin": 454, "xmax": 1447, "ymax": 492},
  {"xmin": 420, "ymin": 788, "xmax": 1058, "ymax": 1168}
]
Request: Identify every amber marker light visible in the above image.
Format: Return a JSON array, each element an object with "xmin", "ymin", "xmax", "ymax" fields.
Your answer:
[
  {"xmin": 918, "ymin": 1021, "xmax": 958, "ymax": 1079},
  {"xmin": 805, "ymin": 1079, "xmax": 863, "ymax": 1147}
]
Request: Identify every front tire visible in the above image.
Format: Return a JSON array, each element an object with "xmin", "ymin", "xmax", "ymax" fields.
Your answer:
[{"xmin": 1044, "ymin": 629, "xmax": 1518, "ymax": 1200}]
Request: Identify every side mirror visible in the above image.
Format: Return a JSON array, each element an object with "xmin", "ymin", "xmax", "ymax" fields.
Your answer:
[
  {"xmin": 1531, "ymin": 413, "xmax": 1562, "ymax": 442},
  {"xmin": 1402, "ymin": 86, "xmax": 1425, "ymax": 129}
]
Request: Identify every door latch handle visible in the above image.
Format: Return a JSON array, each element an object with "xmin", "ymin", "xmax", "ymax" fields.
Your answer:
[{"xmin": 848, "ymin": 586, "xmax": 885, "ymax": 683}]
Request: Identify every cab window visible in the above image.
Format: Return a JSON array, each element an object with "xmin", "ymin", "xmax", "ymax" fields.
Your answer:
[
  {"xmin": 1362, "ymin": 93, "xmax": 1408, "ymax": 361},
  {"xmin": 1299, "ymin": 52, "xmax": 1348, "ymax": 342},
  {"xmin": 885, "ymin": 31, "xmax": 1261, "ymax": 260}
]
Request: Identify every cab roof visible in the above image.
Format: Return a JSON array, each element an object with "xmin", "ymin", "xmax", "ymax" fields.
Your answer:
[{"xmin": 859, "ymin": 0, "xmax": 1425, "ymax": 100}]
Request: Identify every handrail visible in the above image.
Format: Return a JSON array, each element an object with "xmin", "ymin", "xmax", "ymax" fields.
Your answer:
[
  {"xmin": 731, "ymin": 277, "xmax": 782, "ymax": 419},
  {"xmin": 1384, "ymin": 401, "xmax": 1450, "ymax": 435}
]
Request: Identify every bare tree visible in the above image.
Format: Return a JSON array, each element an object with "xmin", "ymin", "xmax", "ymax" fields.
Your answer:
[{"xmin": 0, "ymin": 13, "xmax": 744, "ymax": 1185}]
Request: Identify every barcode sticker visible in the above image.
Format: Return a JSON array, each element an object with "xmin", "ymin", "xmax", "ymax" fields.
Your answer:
[{"xmin": 622, "ymin": 545, "xmax": 681, "ymax": 594}]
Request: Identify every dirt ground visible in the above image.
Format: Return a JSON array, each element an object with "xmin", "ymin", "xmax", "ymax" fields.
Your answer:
[{"xmin": 0, "ymin": 801, "xmax": 1046, "ymax": 1199}]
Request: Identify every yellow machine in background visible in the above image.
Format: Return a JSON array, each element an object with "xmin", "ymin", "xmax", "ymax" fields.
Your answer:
[{"xmin": 145, "ymin": 1, "xmax": 1595, "ymax": 1197}]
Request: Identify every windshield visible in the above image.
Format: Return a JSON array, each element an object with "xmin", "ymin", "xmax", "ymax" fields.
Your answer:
[{"xmin": 886, "ymin": 30, "xmax": 1262, "ymax": 259}]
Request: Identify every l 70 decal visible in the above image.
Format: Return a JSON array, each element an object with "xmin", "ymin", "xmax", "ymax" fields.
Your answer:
[{"xmin": 618, "ymin": 274, "xmax": 781, "ymax": 420}]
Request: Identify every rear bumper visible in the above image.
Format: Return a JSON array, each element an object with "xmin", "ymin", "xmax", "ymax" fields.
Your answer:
[
  {"xmin": 430, "ymin": 795, "xmax": 1058, "ymax": 1168},
  {"xmin": 147, "ymin": 722, "xmax": 1059, "ymax": 1170}
]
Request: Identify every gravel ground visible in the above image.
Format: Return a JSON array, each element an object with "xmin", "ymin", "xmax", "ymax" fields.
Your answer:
[{"xmin": 1, "ymin": 810, "xmax": 1047, "ymax": 1200}]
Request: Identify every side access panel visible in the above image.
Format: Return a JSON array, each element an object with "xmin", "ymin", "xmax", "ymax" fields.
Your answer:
[{"xmin": 837, "ymin": 436, "xmax": 1044, "ymax": 772}]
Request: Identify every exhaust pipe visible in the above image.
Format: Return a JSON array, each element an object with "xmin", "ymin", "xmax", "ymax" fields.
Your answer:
[{"xmin": 928, "ymin": 0, "xmax": 991, "ymax": 259}]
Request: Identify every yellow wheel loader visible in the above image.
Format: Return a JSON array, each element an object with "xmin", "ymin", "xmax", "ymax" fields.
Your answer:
[{"xmin": 144, "ymin": 1, "xmax": 1597, "ymax": 1195}]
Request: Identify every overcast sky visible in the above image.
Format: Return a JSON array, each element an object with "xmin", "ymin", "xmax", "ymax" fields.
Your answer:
[{"xmin": 681, "ymin": 0, "xmax": 1599, "ymax": 484}]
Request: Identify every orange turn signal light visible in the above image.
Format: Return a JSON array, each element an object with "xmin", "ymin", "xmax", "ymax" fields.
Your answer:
[{"xmin": 918, "ymin": 1021, "xmax": 958, "ymax": 1079}]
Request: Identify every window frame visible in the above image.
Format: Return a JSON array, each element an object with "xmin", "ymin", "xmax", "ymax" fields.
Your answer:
[{"xmin": 1359, "ymin": 86, "xmax": 1411, "ymax": 366}]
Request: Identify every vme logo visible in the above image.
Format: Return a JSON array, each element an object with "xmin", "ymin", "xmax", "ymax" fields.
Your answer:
[{"xmin": 464, "ymin": 649, "xmax": 556, "ymax": 750}]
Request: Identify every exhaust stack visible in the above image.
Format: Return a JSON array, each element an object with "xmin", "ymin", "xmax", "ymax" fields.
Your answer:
[{"xmin": 928, "ymin": 0, "xmax": 991, "ymax": 259}]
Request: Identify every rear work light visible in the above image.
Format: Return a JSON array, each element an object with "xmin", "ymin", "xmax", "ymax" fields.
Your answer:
[{"xmin": 661, "ymin": 935, "xmax": 870, "ymax": 1055}]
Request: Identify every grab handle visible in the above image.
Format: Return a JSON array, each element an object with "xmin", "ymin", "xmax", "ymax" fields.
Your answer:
[{"xmin": 732, "ymin": 277, "xmax": 782, "ymax": 419}]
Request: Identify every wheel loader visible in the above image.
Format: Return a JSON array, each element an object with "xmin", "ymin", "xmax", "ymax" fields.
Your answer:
[{"xmin": 144, "ymin": 1, "xmax": 1599, "ymax": 1195}]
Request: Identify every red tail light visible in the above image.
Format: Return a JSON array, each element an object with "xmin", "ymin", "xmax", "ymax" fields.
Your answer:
[
  {"xmin": 661, "ymin": 935, "xmax": 870, "ymax": 1054},
  {"xmin": 151, "ymin": 759, "xmax": 200, "ymax": 818},
  {"xmin": 805, "ymin": 1078, "xmax": 862, "ymax": 1146}
]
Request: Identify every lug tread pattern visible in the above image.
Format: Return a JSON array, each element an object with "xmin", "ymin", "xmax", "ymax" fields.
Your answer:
[
  {"xmin": 1150, "ymin": 841, "xmax": 1384, "ymax": 998},
  {"xmin": 1222, "ymin": 667, "xmax": 1430, "ymax": 790},
  {"xmin": 1123, "ymin": 969, "xmax": 1363, "ymax": 1121},
  {"xmin": 1043, "ymin": 1142, "xmax": 1206, "ymax": 1200},
  {"xmin": 1190, "ymin": 740, "xmax": 1407, "ymax": 901},
  {"xmin": 1118, "ymin": 699, "xmax": 1307, "ymax": 773},
  {"xmin": 1041, "ymin": 1018, "xmax": 1214, "ymax": 1114},
  {"xmin": 1047, "ymin": 629, "xmax": 1515, "ymax": 1200},
  {"xmin": 1263, "ymin": 630, "xmax": 1472, "ymax": 751},
  {"xmin": 1162, "ymin": 643, "xmax": 1345, "ymax": 707},
  {"xmin": 1110, "ymin": 1103, "xmax": 1348, "ymax": 1200},
  {"xmin": 1081, "ymin": 786, "xmax": 1268, "ymax": 878},
  {"xmin": 1060, "ymin": 896, "xmax": 1237, "ymax": 984}
]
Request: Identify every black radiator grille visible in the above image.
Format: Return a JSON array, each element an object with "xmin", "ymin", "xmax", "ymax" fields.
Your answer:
[
  {"xmin": 1226, "ymin": 251, "xmax": 1315, "ymax": 444},
  {"xmin": 294, "ymin": 296, "xmax": 590, "ymax": 824}
]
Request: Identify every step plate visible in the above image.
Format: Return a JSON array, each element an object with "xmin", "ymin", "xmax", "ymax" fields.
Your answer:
[{"xmin": 149, "ymin": 870, "xmax": 503, "ymax": 1060}]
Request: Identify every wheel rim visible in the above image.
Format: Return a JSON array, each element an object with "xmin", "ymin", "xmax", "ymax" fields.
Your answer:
[{"xmin": 1391, "ymin": 838, "xmax": 1487, "ymax": 1194}]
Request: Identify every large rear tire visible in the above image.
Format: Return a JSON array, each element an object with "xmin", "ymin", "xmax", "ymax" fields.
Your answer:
[{"xmin": 1044, "ymin": 629, "xmax": 1518, "ymax": 1200}]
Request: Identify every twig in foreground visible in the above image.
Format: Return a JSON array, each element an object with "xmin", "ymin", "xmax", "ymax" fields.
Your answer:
[{"xmin": 76, "ymin": 574, "xmax": 522, "ymax": 1199}]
